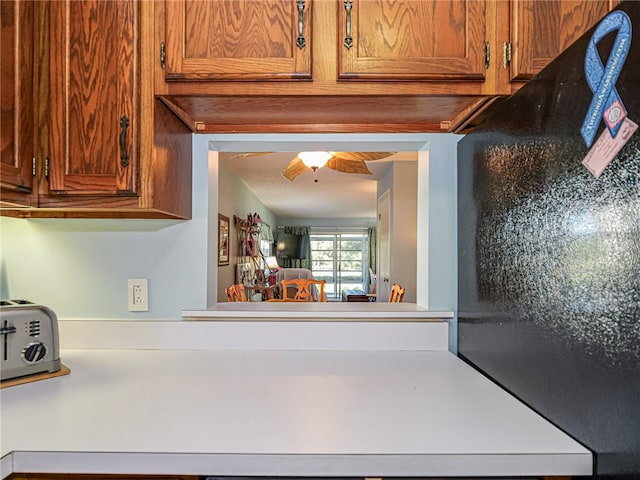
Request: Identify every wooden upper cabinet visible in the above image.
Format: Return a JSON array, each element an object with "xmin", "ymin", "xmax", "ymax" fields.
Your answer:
[
  {"xmin": 47, "ymin": 0, "xmax": 138, "ymax": 195},
  {"xmin": 338, "ymin": 0, "xmax": 488, "ymax": 81},
  {"xmin": 509, "ymin": 0, "xmax": 619, "ymax": 82},
  {"xmin": 164, "ymin": 0, "xmax": 312, "ymax": 81},
  {"xmin": 2, "ymin": 0, "xmax": 192, "ymax": 219},
  {"xmin": 0, "ymin": 0, "xmax": 35, "ymax": 204}
]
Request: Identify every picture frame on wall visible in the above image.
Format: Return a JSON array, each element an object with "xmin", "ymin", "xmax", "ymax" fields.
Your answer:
[{"xmin": 218, "ymin": 214, "xmax": 230, "ymax": 266}]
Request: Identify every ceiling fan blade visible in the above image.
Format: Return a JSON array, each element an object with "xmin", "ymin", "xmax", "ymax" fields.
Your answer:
[
  {"xmin": 282, "ymin": 156, "xmax": 309, "ymax": 181},
  {"xmin": 331, "ymin": 152, "xmax": 397, "ymax": 161},
  {"xmin": 228, "ymin": 152, "xmax": 273, "ymax": 161},
  {"xmin": 326, "ymin": 156, "xmax": 373, "ymax": 175}
]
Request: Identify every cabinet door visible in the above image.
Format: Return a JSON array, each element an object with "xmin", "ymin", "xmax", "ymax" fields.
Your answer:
[
  {"xmin": 47, "ymin": 0, "xmax": 138, "ymax": 195},
  {"xmin": 1, "ymin": 0, "xmax": 35, "ymax": 200},
  {"xmin": 510, "ymin": 0, "xmax": 617, "ymax": 81},
  {"xmin": 338, "ymin": 0, "xmax": 488, "ymax": 81},
  {"xmin": 164, "ymin": 0, "xmax": 312, "ymax": 81}
]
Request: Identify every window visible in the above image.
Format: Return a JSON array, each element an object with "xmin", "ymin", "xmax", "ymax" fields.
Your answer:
[
  {"xmin": 259, "ymin": 239, "xmax": 271, "ymax": 257},
  {"xmin": 310, "ymin": 231, "xmax": 368, "ymax": 300}
]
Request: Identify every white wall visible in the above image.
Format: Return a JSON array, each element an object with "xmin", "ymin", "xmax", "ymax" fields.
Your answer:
[
  {"xmin": 377, "ymin": 161, "xmax": 418, "ymax": 302},
  {"xmin": 0, "ymin": 136, "xmax": 209, "ymax": 320},
  {"xmin": 0, "ymin": 134, "xmax": 460, "ymax": 351},
  {"xmin": 426, "ymin": 134, "xmax": 461, "ymax": 352},
  {"xmin": 392, "ymin": 161, "xmax": 418, "ymax": 302},
  {"xmin": 216, "ymin": 156, "xmax": 277, "ymax": 302}
]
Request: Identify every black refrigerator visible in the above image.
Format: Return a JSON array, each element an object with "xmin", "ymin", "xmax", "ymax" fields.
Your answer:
[{"xmin": 458, "ymin": 1, "xmax": 640, "ymax": 477}]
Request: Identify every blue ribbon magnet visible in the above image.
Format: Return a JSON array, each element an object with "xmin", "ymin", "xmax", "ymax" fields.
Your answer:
[{"xmin": 581, "ymin": 11, "xmax": 632, "ymax": 148}]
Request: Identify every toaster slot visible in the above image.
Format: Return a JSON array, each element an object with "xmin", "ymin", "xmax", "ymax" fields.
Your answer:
[{"xmin": 1, "ymin": 300, "xmax": 34, "ymax": 306}]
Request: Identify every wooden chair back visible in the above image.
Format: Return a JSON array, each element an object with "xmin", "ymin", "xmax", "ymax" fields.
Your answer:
[
  {"xmin": 225, "ymin": 284, "xmax": 248, "ymax": 302},
  {"xmin": 280, "ymin": 278, "xmax": 327, "ymax": 302},
  {"xmin": 389, "ymin": 283, "xmax": 405, "ymax": 303}
]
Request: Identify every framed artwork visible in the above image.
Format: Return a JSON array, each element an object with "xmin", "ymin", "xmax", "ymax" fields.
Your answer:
[{"xmin": 218, "ymin": 214, "xmax": 230, "ymax": 266}]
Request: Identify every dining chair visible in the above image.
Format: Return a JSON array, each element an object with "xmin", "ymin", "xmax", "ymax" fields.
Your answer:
[
  {"xmin": 225, "ymin": 284, "xmax": 248, "ymax": 302},
  {"xmin": 280, "ymin": 278, "xmax": 327, "ymax": 302},
  {"xmin": 389, "ymin": 283, "xmax": 405, "ymax": 303}
]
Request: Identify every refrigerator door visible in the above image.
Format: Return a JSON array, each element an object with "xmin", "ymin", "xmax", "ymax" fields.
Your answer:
[{"xmin": 458, "ymin": 2, "xmax": 640, "ymax": 475}]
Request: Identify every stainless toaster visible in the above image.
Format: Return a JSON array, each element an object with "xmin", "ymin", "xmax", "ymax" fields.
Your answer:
[{"xmin": 1, "ymin": 300, "xmax": 61, "ymax": 382}]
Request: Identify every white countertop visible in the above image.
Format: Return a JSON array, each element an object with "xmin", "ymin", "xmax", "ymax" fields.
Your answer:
[
  {"xmin": 182, "ymin": 302, "xmax": 454, "ymax": 320},
  {"xmin": 1, "ymin": 338, "xmax": 591, "ymax": 477}
]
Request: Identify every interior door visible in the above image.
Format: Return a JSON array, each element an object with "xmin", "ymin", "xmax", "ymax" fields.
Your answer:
[{"xmin": 377, "ymin": 189, "xmax": 391, "ymax": 302}]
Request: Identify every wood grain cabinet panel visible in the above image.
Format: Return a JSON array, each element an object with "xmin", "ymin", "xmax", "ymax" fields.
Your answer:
[
  {"xmin": 163, "ymin": 0, "xmax": 489, "ymax": 83},
  {"xmin": 0, "ymin": 0, "xmax": 35, "ymax": 206},
  {"xmin": 157, "ymin": 0, "xmax": 497, "ymax": 133},
  {"xmin": 164, "ymin": 0, "xmax": 312, "ymax": 80},
  {"xmin": 509, "ymin": 0, "xmax": 620, "ymax": 82},
  {"xmin": 47, "ymin": 0, "xmax": 138, "ymax": 196},
  {"xmin": 338, "ymin": 0, "xmax": 488, "ymax": 81},
  {"xmin": 2, "ymin": 0, "xmax": 192, "ymax": 219}
]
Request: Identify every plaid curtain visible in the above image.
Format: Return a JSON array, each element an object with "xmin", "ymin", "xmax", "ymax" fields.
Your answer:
[{"xmin": 281, "ymin": 226, "xmax": 311, "ymax": 270}]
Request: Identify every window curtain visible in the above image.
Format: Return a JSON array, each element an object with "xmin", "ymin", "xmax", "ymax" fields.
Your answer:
[
  {"xmin": 366, "ymin": 226, "xmax": 377, "ymax": 293},
  {"xmin": 259, "ymin": 223, "xmax": 274, "ymax": 243},
  {"xmin": 281, "ymin": 226, "xmax": 311, "ymax": 269}
]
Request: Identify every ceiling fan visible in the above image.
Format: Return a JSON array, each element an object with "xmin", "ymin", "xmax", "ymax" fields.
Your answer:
[{"xmin": 232, "ymin": 151, "xmax": 397, "ymax": 181}]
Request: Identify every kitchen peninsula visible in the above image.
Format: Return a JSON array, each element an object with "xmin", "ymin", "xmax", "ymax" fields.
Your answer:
[{"xmin": 1, "ymin": 320, "xmax": 591, "ymax": 479}]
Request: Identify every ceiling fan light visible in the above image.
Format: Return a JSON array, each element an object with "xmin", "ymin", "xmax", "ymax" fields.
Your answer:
[{"xmin": 299, "ymin": 151, "xmax": 332, "ymax": 170}]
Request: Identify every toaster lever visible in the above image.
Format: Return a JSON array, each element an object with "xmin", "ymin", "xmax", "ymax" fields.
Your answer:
[
  {"xmin": 2, "ymin": 321, "xmax": 17, "ymax": 361},
  {"xmin": 0, "ymin": 325, "xmax": 17, "ymax": 335}
]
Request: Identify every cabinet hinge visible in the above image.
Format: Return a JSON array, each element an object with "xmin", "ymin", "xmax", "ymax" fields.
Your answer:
[
  {"xmin": 44, "ymin": 158, "xmax": 49, "ymax": 180},
  {"xmin": 32, "ymin": 157, "xmax": 36, "ymax": 176},
  {"xmin": 484, "ymin": 41, "xmax": 490, "ymax": 69},
  {"xmin": 160, "ymin": 41, "xmax": 166, "ymax": 69},
  {"xmin": 503, "ymin": 41, "xmax": 512, "ymax": 69}
]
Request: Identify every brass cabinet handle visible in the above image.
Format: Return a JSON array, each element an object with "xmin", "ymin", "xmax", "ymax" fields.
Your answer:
[
  {"xmin": 344, "ymin": 0, "xmax": 353, "ymax": 49},
  {"xmin": 484, "ymin": 41, "xmax": 490, "ymax": 69},
  {"xmin": 296, "ymin": 0, "xmax": 306, "ymax": 49},
  {"xmin": 119, "ymin": 116, "xmax": 130, "ymax": 167},
  {"xmin": 503, "ymin": 41, "xmax": 512, "ymax": 69}
]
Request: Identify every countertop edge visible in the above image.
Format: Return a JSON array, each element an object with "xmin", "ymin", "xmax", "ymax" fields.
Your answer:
[
  {"xmin": 181, "ymin": 303, "xmax": 454, "ymax": 319},
  {"xmin": 0, "ymin": 454, "xmax": 11, "ymax": 480},
  {"xmin": 6, "ymin": 451, "xmax": 593, "ymax": 478}
]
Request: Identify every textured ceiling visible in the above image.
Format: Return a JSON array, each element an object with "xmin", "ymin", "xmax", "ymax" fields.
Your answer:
[{"xmin": 220, "ymin": 152, "xmax": 417, "ymax": 219}]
